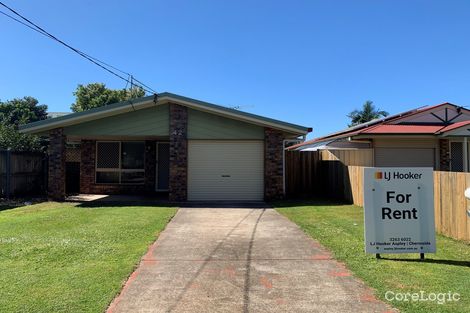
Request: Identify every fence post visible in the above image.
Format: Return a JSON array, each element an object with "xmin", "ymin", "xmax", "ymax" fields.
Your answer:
[{"xmin": 5, "ymin": 148, "xmax": 11, "ymax": 199}]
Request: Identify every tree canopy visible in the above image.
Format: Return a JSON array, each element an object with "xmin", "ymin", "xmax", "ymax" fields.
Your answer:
[
  {"xmin": 347, "ymin": 101, "xmax": 389, "ymax": 127},
  {"xmin": 70, "ymin": 83, "xmax": 146, "ymax": 112},
  {"xmin": 0, "ymin": 97, "xmax": 48, "ymax": 151},
  {"xmin": 0, "ymin": 96, "xmax": 48, "ymax": 126}
]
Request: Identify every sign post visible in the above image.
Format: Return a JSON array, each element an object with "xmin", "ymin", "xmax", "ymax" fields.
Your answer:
[{"xmin": 364, "ymin": 167, "xmax": 436, "ymax": 258}]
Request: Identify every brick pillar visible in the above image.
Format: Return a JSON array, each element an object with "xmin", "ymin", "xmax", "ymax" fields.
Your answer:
[
  {"xmin": 169, "ymin": 104, "xmax": 188, "ymax": 201},
  {"xmin": 80, "ymin": 140, "xmax": 95, "ymax": 194},
  {"xmin": 439, "ymin": 139, "xmax": 450, "ymax": 171},
  {"xmin": 145, "ymin": 140, "xmax": 156, "ymax": 193},
  {"xmin": 265, "ymin": 128, "xmax": 284, "ymax": 201},
  {"xmin": 48, "ymin": 128, "xmax": 66, "ymax": 200}
]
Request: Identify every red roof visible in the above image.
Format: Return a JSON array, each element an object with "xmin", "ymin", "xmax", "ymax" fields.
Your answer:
[
  {"xmin": 436, "ymin": 120, "xmax": 470, "ymax": 133},
  {"xmin": 288, "ymin": 102, "xmax": 470, "ymax": 150}
]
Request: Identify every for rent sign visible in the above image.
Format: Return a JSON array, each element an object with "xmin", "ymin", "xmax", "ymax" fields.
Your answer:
[{"xmin": 364, "ymin": 168, "xmax": 436, "ymax": 254}]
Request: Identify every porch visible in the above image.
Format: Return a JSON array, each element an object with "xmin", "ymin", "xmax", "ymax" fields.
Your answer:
[
  {"xmin": 65, "ymin": 193, "xmax": 169, "ymax": 204},
  {"xmin": 64, "ymin": 139, "xmax": 171, "ymax": 199}
]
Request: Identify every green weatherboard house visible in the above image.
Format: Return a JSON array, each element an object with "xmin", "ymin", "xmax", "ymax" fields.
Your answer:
[{"xmin": 20, "ymin": 93, "xmax": 311, "ymax": 202}]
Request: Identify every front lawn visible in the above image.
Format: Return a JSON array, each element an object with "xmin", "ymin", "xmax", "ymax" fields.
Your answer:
[
  {"xmin": 276, "ymin": 200, "xmax": 470, "ymax": 313},
  {"xmin": 0, "ymin": 202, "xmax": 177, "ymax": 313}
]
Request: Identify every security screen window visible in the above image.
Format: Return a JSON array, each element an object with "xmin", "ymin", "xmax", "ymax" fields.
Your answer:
[
  {"xmin": 450, "ymin": 141, "xmax": 464, "ymax": 172},
  {"xmin": 96, "ymin": 141, "xmax": 145, "ymax": 184},
  {"xmin": 448, "ymin": 140, "xmax": 470, "ymax": 172}
]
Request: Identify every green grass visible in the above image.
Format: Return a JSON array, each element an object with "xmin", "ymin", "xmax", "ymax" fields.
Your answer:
[
  {"xmin": 275, "ymin": 199, "xmax": 470, "ymax": 313},
  {"xmin": 0, "ymin": 202, "xmax": 177, "ymax": 313}
]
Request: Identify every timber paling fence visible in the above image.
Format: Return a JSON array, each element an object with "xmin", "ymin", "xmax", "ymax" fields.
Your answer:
[
  {"xmin": 433, "ymin": 171, "xmax": 470, "ymax": 241},
  {"xmin": 0, "ymin": 150, "xmax": 47, "ymax": 198},
  {"xmin": 285, "ymin": 151, "xmax": 470, "ymax": 241}
]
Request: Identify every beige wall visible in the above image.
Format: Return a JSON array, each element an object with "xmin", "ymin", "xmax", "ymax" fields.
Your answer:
[
  {"xmin": 372, "ymin": 137, "xmax": 440, "ymax": 169},
  {"xmin": 373, "ymin": 137, "xmax": 438, "ymax": 148},
  {"xmin": 321, "ymin": 137, "xmax": 442, "ymax": 169}
]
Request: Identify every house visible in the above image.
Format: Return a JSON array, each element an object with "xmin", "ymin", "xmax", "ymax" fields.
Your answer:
[
  {"xmin": 289, "ymin": 102, "xmax": 470, "ymax": 172},
  {"xmin": 20, "ymin": 93, "xmax": 311, "ymax": 201}
]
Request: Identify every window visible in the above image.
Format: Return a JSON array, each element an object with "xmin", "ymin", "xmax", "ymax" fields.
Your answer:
[
  {"xmin": 96, "ymin": 141, "xmax": 145, "ymax": 184},
  {"xmin": 450, "ymin": 142, "xmax": 463, "ymax": 172},
  {"xmin": 121, "ymin": 142, "xmax": 145, "ymax": 169},
  {"xmin": 449, "ymin": 140, "xmax": 470, "ymax": 172}
]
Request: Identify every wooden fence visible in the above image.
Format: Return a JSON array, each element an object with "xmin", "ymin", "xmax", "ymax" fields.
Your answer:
[
  {"xmin": 285, "ymin": 150, "xmax": 367, "ymax": 202},
  {"xmin": 434, "ymin": 171, "xmax": 470, "ymax": 241},
  {"xmin": 0, "ymin": 150, "xmax": 47, "ymax": 197},
  {"xmin": 320, "ymin": 149, "xmax": 373, "ymax": 166},
  {"xmin": 285, "ymin": 150, "xmax": 470, "ymax": 241},
  {"xmin": 285, "ymin": 151, "xmax": 322, "ymax": 197}
]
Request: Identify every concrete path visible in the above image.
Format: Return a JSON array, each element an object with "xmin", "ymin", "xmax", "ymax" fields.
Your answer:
[{"xmin": 108, "ymin": 207, "xmax": 394, "ymax": 313}]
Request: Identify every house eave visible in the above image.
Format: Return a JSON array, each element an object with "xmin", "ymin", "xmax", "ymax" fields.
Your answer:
[
  {"xmin": 19, "ymin": 92, "xmax": 310, "ymax": 136},
  {"xmin": 157, "ymin": 94, "xmax": 310, "ymax": 135},
  {"xmin": 19, "ymin": 96, "xmax": 157, "ymax": 134}
]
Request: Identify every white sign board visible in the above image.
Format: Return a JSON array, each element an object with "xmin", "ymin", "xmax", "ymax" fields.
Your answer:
[{"xmin": 364, "ymin": 167, "xmax": 436, "ymax": 254}]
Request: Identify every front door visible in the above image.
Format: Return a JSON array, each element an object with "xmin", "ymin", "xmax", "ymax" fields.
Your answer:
[
  {"xmin": 156, "ymin": 143, "xmax": 170, "ymax": 191},
  {"xmin": 65, "ymin": 162, "xmax": 80, "ymax": 194}
]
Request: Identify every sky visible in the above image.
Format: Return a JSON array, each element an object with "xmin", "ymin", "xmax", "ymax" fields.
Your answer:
[{"xmin": 1, "ymin": 0, "xmax": 470, "ymax": 139}]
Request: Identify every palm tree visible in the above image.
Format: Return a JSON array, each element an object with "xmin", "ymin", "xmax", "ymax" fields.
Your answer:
[{"xmin": 347, "ymin": 101, "xmax": 389, "ymax": 127}]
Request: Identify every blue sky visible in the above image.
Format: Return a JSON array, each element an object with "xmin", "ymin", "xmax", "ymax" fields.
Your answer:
[{"xmin": 1, "ymin": 1, "xmax": 470, "ymax": 138}]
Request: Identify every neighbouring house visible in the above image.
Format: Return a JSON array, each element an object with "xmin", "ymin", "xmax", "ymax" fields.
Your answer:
[
  {"xmin": 289, "ymin": 102, "xmax": 470, "ymax": 172},
  {"xmin": 20, "ymin": 93, "xmax": 311, "ymax": 201}
]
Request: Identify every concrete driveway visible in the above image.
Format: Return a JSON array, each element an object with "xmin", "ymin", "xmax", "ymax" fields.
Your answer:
[{"xmin": 108, "ymin": 206, "xmax": 393, "ymax": 313}]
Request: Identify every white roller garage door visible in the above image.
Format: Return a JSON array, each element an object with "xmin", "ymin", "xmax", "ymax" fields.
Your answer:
[
  {"xmin": 375, "ymin": 148, "xmax": 435, "ymax": 168},
  {"xmin": 188, "ymin": 140, "xmax": 264, "ymax": 201}
]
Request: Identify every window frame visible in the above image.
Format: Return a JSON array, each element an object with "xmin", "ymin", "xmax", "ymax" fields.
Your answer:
[{"xmin": 95, "ymin": 141, "xmax": 145, "ymax": 185}]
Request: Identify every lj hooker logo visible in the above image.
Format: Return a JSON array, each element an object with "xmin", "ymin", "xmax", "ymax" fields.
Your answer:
[{"xmin": 374, "ymin": 171, "xmax": 422, "ymax": 181}]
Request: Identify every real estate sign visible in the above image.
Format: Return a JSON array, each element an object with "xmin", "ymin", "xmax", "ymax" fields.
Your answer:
[{"xmin": 364, "ymin": 167, "xmax": 436, "ymax": 254}]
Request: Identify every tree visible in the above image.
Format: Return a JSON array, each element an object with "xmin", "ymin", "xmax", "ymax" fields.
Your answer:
[
  {"xmin": 347, "ymin": 100, "xmax": 389, "ymax": 127},
  {"xmin": 0, "ymin": 124, "xmax": 44, "ymax": 151},
  {"xmin": 0, "ymin": 97, "xmax": 48, "ymax": 151},
  {"xmin": 0, "ymin": 96, "xmax": 48, "ymax": 126},
  {"xmin": 70, "ymin": 83, "xmax": 146, "ymax": 112}
]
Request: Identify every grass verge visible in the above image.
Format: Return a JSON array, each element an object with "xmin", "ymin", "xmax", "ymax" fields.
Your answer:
[
  {"xmin": 0, "ymin": 202, "xmax": 177, "ymax": 313},
  {"xmin": 275, "ymin": 199, "xmax": 470, "ymax": 313}
]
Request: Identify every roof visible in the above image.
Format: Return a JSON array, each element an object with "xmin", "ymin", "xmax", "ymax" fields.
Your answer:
[
  {"xmin": 47, "ymin": 112, "xmax": 70, "ymax": 118},
  {"xmin": 436, "ymin": 120, "xmax": 470, "ymax": 133},
  {"xmin": 20, "ymin": 92, "xmax": 311, "ymax": 136},
  {"xmin": 289, "ymin": 102, "xmax": 470, "ymax": 150}
]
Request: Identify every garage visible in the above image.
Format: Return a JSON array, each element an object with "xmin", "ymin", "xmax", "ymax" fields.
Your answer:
[
  {"xmin": 188, "ymin": 140, "xmax": 264, "ymax": 201},
  {"xmin": 374, "ymin": 148, "xmax": 435, "ymax": 168}
]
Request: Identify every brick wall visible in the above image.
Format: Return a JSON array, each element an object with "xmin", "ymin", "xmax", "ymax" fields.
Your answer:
[
  {"xmin": 169, "ymin": 104, "xmax": 188, "ymax": 201},
  {"xmin": 439, "ymin": 139, "xmax": 450, "ymax": 171},
  {"xmin": 265, "ymin": 128, "xmax": 284, "ymax": 201},
  {"xmin": 79, "ymin": 140, "xmax": 157, "ymax": 195},
  {"xmin": 80, "ymin": 139, "xmax": 94, "ymax": 194},
  {"xmin": 48, "ymin": 128, "xmax": 66, "ymax": 200}
]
